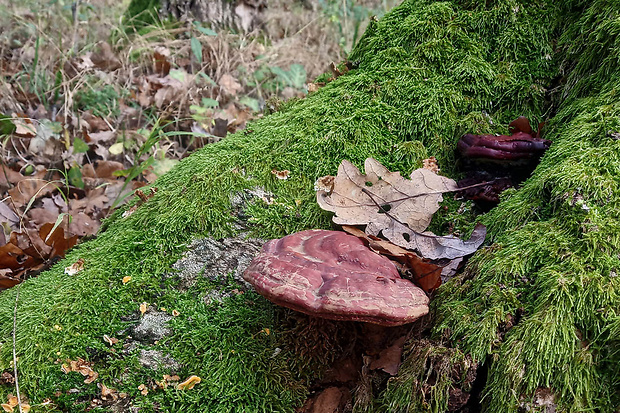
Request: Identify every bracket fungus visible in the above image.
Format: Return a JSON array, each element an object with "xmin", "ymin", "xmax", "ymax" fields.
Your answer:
[
  {"xmin": 243, "ymin": 229, "xmax": 429, "ymax": 326},
  {"xmin": 457, "ymin": 116, "xmax": 552, "ymax": 206},
  {"xmin": 457, "ymin": 116, "xmax": 551, "ymax": 163}
]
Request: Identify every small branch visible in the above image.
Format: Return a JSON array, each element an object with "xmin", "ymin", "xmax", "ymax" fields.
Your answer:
[{"xmin": 360, "ymin": 179, "xmax": 500, "ymax": 208}]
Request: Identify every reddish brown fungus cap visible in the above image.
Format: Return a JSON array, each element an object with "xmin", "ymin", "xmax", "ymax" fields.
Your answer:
[{"xmin": 243, "ymin": 229, "xmax": 429, "ymax": 326}]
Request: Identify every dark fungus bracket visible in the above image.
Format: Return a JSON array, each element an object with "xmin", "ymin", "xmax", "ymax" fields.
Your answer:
[{"xmin": 457, "ymin": 116, "xmax": 551, "ymax": 206}]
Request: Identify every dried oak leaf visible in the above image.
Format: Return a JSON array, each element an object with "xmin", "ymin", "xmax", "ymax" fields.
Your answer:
[
  {"xmin": 316, "ymin": 158, "xmax": 457, "ymax": 234},
  {"xmin": 39, "ymin": 223, "xmax": 78, "ymax": 259},
  {"xmin": 381, "ymin": 222, "xmax": 487, "ymax": 260}
]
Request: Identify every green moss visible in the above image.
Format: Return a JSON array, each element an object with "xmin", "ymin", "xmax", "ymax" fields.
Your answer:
[
  {"xmin": 0, "ymin": 0, "xmax": 619, "ymax": 411},
  {"xmin": 123, "ymin": 0, "xmax": 161, "ymax": 30}
]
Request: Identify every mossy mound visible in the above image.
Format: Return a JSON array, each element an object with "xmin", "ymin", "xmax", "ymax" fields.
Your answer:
[{"xmin": 1, "ymin": 0, "xmax": 619, "ymax": 412}]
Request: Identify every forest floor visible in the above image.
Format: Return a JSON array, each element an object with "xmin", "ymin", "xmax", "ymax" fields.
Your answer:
[{"xmin": 0, "ymin": 0, "xmax": 394, "ymax": 289}]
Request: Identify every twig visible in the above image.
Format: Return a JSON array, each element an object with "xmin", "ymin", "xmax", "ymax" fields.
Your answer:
[
  {"xmin": 13, "ymin": 283, "xmax": 23, "ymax": 413},
  {"xmin": 354, "ymin": 180, "xmax": 501, "ymax": 208}
]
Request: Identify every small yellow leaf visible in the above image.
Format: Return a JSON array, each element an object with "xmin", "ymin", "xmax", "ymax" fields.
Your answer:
[
  {"xmin": 177, "ymin": 375, "xmax": 201, "ymax": 390},
  {"xmin": 54, "ymin": 325, "xmax": 62, "ymax": 331},
  {"xmin": 122, "ymin": 276, "xmax": 131, "ymax": 284},
  {"xmin": 264, "ymin": 328, "xmax": 270, "ymax": 335},
  {"xmin": 109, "ymin": 142, "xmax": 124, "ymax": 155},
  {"xmin": 172, "ymin": 310, "xmax": 180, "ymax": 317},
  {"xmin": 139, "ymin": 303, "xmax": 147, "ymax": 315}
]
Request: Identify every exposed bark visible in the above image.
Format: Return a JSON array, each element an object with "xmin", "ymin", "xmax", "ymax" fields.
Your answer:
[{"xmin": 162, "ymin": 0, "xmax": 267, "ymax": 32}]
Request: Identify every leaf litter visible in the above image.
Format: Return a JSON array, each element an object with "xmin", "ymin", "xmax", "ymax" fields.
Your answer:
[{"xmin": 316, "ymin": 158, "xmax": 487, "ymax": 292}]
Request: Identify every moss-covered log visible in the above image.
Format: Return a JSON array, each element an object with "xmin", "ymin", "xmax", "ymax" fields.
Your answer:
[{"xmin": 1, "ymin": 0, "xmax": 619, "ymax": 412}]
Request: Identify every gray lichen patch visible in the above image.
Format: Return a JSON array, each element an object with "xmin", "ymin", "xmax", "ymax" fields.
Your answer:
[
  {"xmin": 139, "ymin": 349, "xmax": 181, "ymax": 372},
  {"xmin": 131, "ymin": 311, "xmax": 173, "ymax": 343},
  {"xmin": 169, "ymin": 235, "xmax": 265, "ymax": 289}
]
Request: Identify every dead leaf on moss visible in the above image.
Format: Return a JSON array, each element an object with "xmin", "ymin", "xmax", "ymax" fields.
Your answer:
[
  {"xmin": 369, "ymin": 336, "xmax": 406, "ymax": 376},
  {"xmin": 422, "ymin": 156, "xmax": 440, "ymax": 173},
  {"xmin": 138, "ymin": 383, "xmax": 148, "ymax": 396},
  {"xmin": 139, "ymin": 302, "xmax": 147, "ymax": 315},
  {"xmin": 381, "ymin": 222, "xmax": 487, "ymax": 260},
  {"xmin": 103, "ymin": 334, "xmax": 119, "ymax": 346},
  {"xmin": 122, "ymin": 276, "xmax": 131, "ymax": 284},
  {"xmin": 0, "ymin": 372, "xmax": 14, "ymax": 385},
  {"xmin": 62, "ymin": 358, "xmax": 98, "ymax": 384},
  {"xmin": 271, "ymin": 169, "xmax": 290, "ymax": 180},
  {"xmin": 64, "ymin": 258, "xmax": 84, "ymax": 275},
  {"xmin": 177, "ymin": 375, "xmax": 201, "ymax": 390},
  {"xmin": 98, "ymin": 383, "xmax": 118, "ymax": 401},
  {"xmin": 317, "ymin": 158, "xmax": 457, "ymax": 234}
]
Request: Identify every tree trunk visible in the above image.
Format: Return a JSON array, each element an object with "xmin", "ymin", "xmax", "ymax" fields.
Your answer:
[
  {"xmin": 162, "ymin": 0, "xmax": 267, "ymax": 32},
  {"xmin": 2, "ymin": 1, "xmax": 619, "ymax": 412}
]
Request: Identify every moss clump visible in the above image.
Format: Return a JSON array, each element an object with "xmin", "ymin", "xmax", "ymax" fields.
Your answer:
[
  {"xmin": 123, "ymin": 0, "xmax": 161, "ymax": 30},
  {"xmin": 0, "ymin": 0, "xmax": 619, "ymax": 411}
]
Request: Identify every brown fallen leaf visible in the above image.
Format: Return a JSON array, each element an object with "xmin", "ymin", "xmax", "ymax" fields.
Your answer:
[
  {"xmin": 317, "ymin": 159, "xmax": 457, "ymax": 235},
  {"xmin": 103, "ymin": 334, "xmax": 119, "ymax": 346},
  {"xmin": 153, "ymin": 47, "xmax": 171, "ymax": 76},
  {"xmin": 11, "ymin": 113, "xmax": 36, "ymax": 138},
  {"xmin": 39, "ymin": 223, "xmax": 78, "ymax": 259},
  {"xmin": 422, "ymin": 156, "xmax": 440, "ymax": 173},
  {"xmin": 89, "ymin": 41, "xmax": 122, "ymax": 71},
  {"xmin": 99, "ymin": 383, "xmax": 118, "ymax": 401},
  {"xmin": 62, "ymin": 358, "xmax": 98, "ymax": 384},
  {"xmin": 138, "ymin": 383, "xmax": 148, "ymax": 396},
  {"xmin": 219, "ymin": 74, "xmax": 242, "ymax": 96},
  {"xmin": 8, "ymin": 170, "xmax": 58, "ymax": 208},
  {"xmin": 81, "ymin": 160, "xmax": 125, "ymax": 179},
  {"xmin": 370, "ymin": 336, "xmax": 407, "ymax": 375}
]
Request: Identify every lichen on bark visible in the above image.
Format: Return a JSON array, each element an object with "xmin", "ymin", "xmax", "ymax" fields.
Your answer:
[{"xmin": 0, "ymin": 0, "xmax": 619, "ymax": 412}]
